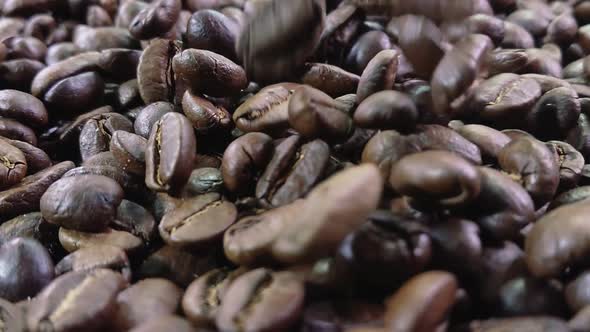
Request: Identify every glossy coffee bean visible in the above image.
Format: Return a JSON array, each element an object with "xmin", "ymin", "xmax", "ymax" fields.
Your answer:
[
  {"xmin": 547, "ymin": 140, "xmax": 585, "ymax": 191},
  {"xmin": 26, "ymin": 269, "xmax": 127, "ymax": 332},
  {"xmin": 5, "ymin": 138, "xmax": 51, "ymax": 173},
  {"xmin": 113, "ymin": 199, "xmax": 157, "ymax": 243},
  {"xmin": 145, "ymin": 112, "xmax": 197, "ymax": 193},
  {"xmin": 41, "ymin": 175, "xmax": 124, "ymax": 232},
  {"xmin": 58, "ymin": 227, "xmax": 144, "ymax": 254},
  {"xmin": 0, "ymin": 138, "xmax": 27, "ymax": 189},
  {"xmin": 300, "ymin": 62, "xmax": 359, "ymax": 97},
  {"xmin": 133, "ymin": 102, "xmax": 175, "ymax": 139},
  {"xmin": 0, "ymin": 89, "xmax": 48, "ymax": 127},
  {"xmin": 216, "ymin": 268, "xmax": 305, "ymax": 332},
  {"xmin": 354, "ymin": 90, "xmax": 418, "ymax": 131},
  {"xmin": 109, "ymin": 131, "xmax": 147, "ymax": 176},
  {"xmin": 390, "ymin": 151, "xmax": 481, "ymax": 207},
  {"xmin": 526, "ymin": 87, "xmax": 581, "ymax": 140},
  {"xmin": 186, "ymin": 9, "xmax": 239, "ymax": 61},
  {"xmin": 55, "ymin": 244, "xmax": 131, "ymax": 281},
  {"xmin": 137, "ymin": 39, "xmax": 181, "ymax": 104},
  {"xmin": 455, "ymin": 124, "xmax": 511, "ymax": 162},
  {"xmin": 159, "ymin": 193, "xmax": 237, "ymax": 248},
  {"xmin": 44, "ymin": 71, "xmax": 105, "ymax": 115},
  {"xmin": 181, "ymin": 90, "xmax": 232, "ymax": 134},
  {"xmin": 129, "ymin": 0, "xmax": 181, "ymax": 40},
  {"xmin": 0, "ymin": 238, "xmax": 54, "ymax": 302},
  {"xmin": 356, "ymin": 49, "xmax": 399, "ymax": 103}
]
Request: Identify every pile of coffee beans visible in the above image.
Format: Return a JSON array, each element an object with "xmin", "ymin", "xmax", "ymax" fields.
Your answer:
[{"xmin": 3, "ymin": 0, "xmax": 590, "ymax": 331}]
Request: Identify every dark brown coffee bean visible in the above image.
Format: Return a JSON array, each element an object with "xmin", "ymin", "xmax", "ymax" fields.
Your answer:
[
  {"xmin": 0, "ymin": 238, "xmax": 54, "ymax": 302},
  {"xmin": 356, "ymin": 49, "xmax": 399, "ymax": 104},
  {"xmin": 183, "ymin": 268, "xmax": 246, "ymax": 327},
  {"xmin": 546, "ymin": 140, "xmax": 585, "ymax": 191},
  {"xmin": 55, "ymin": 244, "xmax": 131, "ymax": 281},
  {"xmin": 41, "ymin": 175, "xmax": 124, "ymax": 232},
  {"xmin": 351, "ymin": 0, "xmax": 492, "ymax": 22},
  {"xmin": 114, "ymin": 278, "xmax": 182, "ymax": 331},
  {"xmin": 73, "ymin": 26, "xmax": 139, "ymax": 52},
  {"xmin": 181, "ymin": 90, "xmax": 232, "ymax": 134},
  {"xmin": 237, "ymin": 0, "xmax": 325, "ymax": 83},
  {"xmin": 0, "ymin": 161, "xmax": 74, "ymax": 221},
  {"xmin": 273, "ymin": 164, "xmax": 382, "ymax": 263},
  {"xmin": 288, "ymin": 85, "xmax": 353, "ymax": 143},
  {"xmin": 529, "ymin": 87, "xmax": 581, "ymax": 141},
  {"xmin": 345, "ymin": 30, "xmax": 393, "ymax": 75},
  {"xmin": 0, "ymin": 90, "xmax": 48, "ymax": 127},
  {"xmin": 361, "ymin": 130, "xmax": 420, "ymax": 183},
  {"xmin": 525, "ymin": 199, "xmax": 590, "ymax": 277},
  {"xmin": 112, "ymin": 199, "xmax": 156, "ymax": 243},
  {"xmin": 498, "ymin": 136, "xmax": 560, "ymax": 208},
  {"xmin": 430, "ymin": 218, "xmax": 482, "ymax": 275},
  {"xmin": 431, "ymin": 34, "xmax": 493, "ymax": 117},
  {"xmin": 182, "ymin": 167, "xmax": 223, "ymax": 196},
  {"xmin": 455, "ymin": 124, "xmax": 511, "ymax": 162},
  {"xmin": 86, "ymin": 5, "xmax": 113, "ymax": 27},
  {"xmin": 391, "ymin": 151, "xmax": 481, "ymax": 207},
  {"xmin": 486, "ymin": 49, "xmax": 529, "ymax": 77},
  {"xmin": 0, "ymin": 59, "xmax": 45, "ymax": 91},
  {"xmin": 59, "ymin": 227, "xmax": 143, "ymax": 254},
  {"xmin": 388, "ymin": 14, "xmax": 446, "ymax": 78},
  {"xmin": 502, "ymin": 20, "xmax": 535, "ymax": 49},
  {"xmin": 216, "ymin": 268, "xmax": 305, "ymax": 332},
  {"xmin": 3, "ymin": 36, "xmax": 47, "ymax": 61},
  {"xmin": 26, "ymin": 269, "xmax": 127, "ymax": 332},
  {"xmin": 300, "ymin": 63, "xmax": 359, "ymax": 97},
  {"xmin": 44, "ymin": 71, "xmax": 105, "ymax": 115},
  {"xmin": 79, "ymin": 112, "xmax": 133, "ymax": 161},
  {"xmin": 129, "ymin": 0, "xmax": 181, "ymax": 40},
  {"xmin": 566, "ymin": 271, "xmax": 590, "ymax": 313},
  {"xmin": 138, "ymin": 245, "xmax": 221, "ymax": 287},
  {"xmin": 4, "ymin": 138, "xmax": 51, "ymax": 173},
  {"xmin": 413, "ymin": 124, "xmax": 483, "ymax": 165},
  {"xmin": 109, "ymin": 131, "xmax": 147, "ymax": 176},
  {"xmin": 31, "ymin": 51, "xmax": 101, "ymax": 98},
  {"xmin": 159, "ymin": 193, "xmax": 237, "ymax": 248},
  {"xmin": 173, "ymin": 48, "xmax": 247, "ymax": 98},
  {"xmin": 145, "ymin": 112, "xmax": 197, "ymax": 193},
  {"xmin": 137, "ymin": 39, "xmax": 181, "ymax": 104},
  {"xmin": 97, "ymin": 48, "xmax": 142, "ymax": 82},
  {"xmin": 23, "ymin": 14, "xmax": 56, "ymax": 41},
  {"xmin": 521, "ymin": 73, "xmax": 573, "ymax": 94},
  {"xmin": 466, "ymin": 167, "xmax": 535, "ymax": 242},
  {"xmin": 2, "ymin": 0, "xmax": 55, "ymax": 16},
  {"xmin": 186, "ymin": 9, "xmax": 239, "ymax": 61},
  {"xmin": 116, "ymin": 79, "xmax": 141, "ymax": 110},
  {"xmin": 496, "ymin": 276, "xmax": 567, "ymax": 317},
  {"xmin": 443, "ymin": 14, "xmax": 506, "ymax": 45},
  {"xmin": 221, "ymin": 132, "xmax": 273, "ymax": 194},
  {"xmin": 233, "ymin": 83, "xmax": 300, "ymax": 134},
  {"xmin": 384, "ymin": 271, "xmax": 457, "ymax": 332},
  {"xmin": 354, "ymin": 90, "xmax": 418, "ymax": 131},
  {"xmin": 0, "ymin": 137, "xmax": 27, "ymax": 189},
  {"xmin": 223, "ymin": 199, "xmax": 305, "ymax": 266},
  {"xmin": 134, "ymin": 102, "xmax": 175, "ymax": 139},
  {"xmin": 550, "ymin": 186, "xmax": 590, "ymax": 210}
]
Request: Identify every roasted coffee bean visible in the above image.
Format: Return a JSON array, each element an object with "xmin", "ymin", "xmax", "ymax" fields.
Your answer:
[
  {"xmin": 300, "ymin": 62, "xmax": 359, "ymax": 97},
  {"xmin": 58, "ymin": 227, "xmax": 143, "ymax": 254},
  {"xmin": 129, "ymin": 0, "xmax": 181, "ymax": 40},
  {"xmin": 550, "ymin": 186, "xmax": 590, "ymax": 210},
  {"xmin": 566, "ymin": 271, "xmax": 590, "ymax": 313},
  {"xmin": 4, "ymin": 138, "xmax": 51, "ymax": 173},
  {"xmin": 44, "ymin": 71, "xmax": 105, "ymax": 115},
  {"xmin": 3, "ymin": 36, "xmax": 46, "ymax": 62},
  {"xmin": 391, "ymin": 150, "xmax": 481, "ymax": 207},
  {"xmin": 498, "ymin": 136, "xmax": 560, "ymax": 207},
  {"xmin": 23, "ymin": 14, "xmax": 56, "ymax": 41},
  {"xmin": 0, "ymin": 238, "xmax": 54, "ymax": 302},
  {"xmin": 431, "ymin": 34, "xmax": 493, "ymax": 117},
  {"xmin": 181, "ymin": 90, "xmax": 231, "ymax": 134},
  {"xmin": 221, "ymin": 132, "xmax": 273, "ymax": 194},
  {"xmin": 0, "ymin": 117, "xmax": 37, "ymax": 145},
  {"xmin": 54, "ymin": 244, "xmax": 131, "ymax": 281},
  {"xmin": 384, "ymin": 271, "xmax": 458, "ymax": 332},
  {"xmin": 72, "ymin": 26, "xmax": 139, "ymax": 52},
  {"xmin": 430, "ymin": 218, "xmax": 482, "ymax": 274},
  {"xmin": 0, "ymin": 161, "xmax": 74, "ymax": 221},
  {"xmin": 173, "ymin": 49, "xmax": 247, "ymax": 99},
  {"xmin": 137, "ymin": 39, "xmax": 181, "ymax": 104},
  {"xmin": 145, "ymin": 112, "xmax": 197, "ymax": 193},
  {"xmin": 133, "ymin": 102, "xmax": 175, "ymax": 139},
  {"xmin": 354, "ymin": 90, "xmax": 418, "ymax": 132},
  {"xmin": 113, "ymin": 199, "xmax": 156, "ymax": 243},
  {"xmin": 351, "ymin": 0, "xmax": 492, "ymax": 22},
  {"xmin": 526, "ymin": 87, "xmax": 581, "ymax": 140},
  {"xmin": 86, "ymin": 5, "xmax": 113, "ymax": 27},
  {"xmin": 237, "ymin": 0, "xmax": 325, "ymax": 83},
  {"xmin": 256, "ymin": 136, "xmax": 330, "ymax": 206},
  {"xmin": 356, "ymin": 49, "xmax": 399, "ymax": 103},
  {"xmin": 182, "ymin": 167, "xmax": 224, "ymax": 196},
  {"xmin": 216, "ymin": 268, "xmax": 305, "ymax": 332},
  {"xmin": 0, "ymin": 136, "xmax": 27, "ymax": 189},
  {"xmin": 186, "ymin": 9, "xmax": 239, "ymax": 61},
  {"xmin": 117, "ymin": 79, "xmax": 141, "ymax": 110},
  {"xmin": 526, "ymin": 199, "xmax": 590, "ymax": 277},
  {"xmin": 455, "ymin": 124, "xmax": 511, "ymax": 162},
  {"xmin": 0, "ymin": 58, "xmax": 45, "ymax": 91},
  {"xmin": 233, "ymin": 83, "xmax": 300, "ymax": 134},
  {"xmin": 182, "ymin": 267, "xmax": 245, "ymax": 327},
  {"xmin": 345, "ymin": 30, "xmax": 394, "ymax": 75},
  {"xmin": 361, "ymin": 130, "xmax": 420, "ymax": 182},
  {"xmin": 26, "ymin": 269, "xmax": 127, "ymax": 332},
  {"xmin": 97, "ymin": 48, "xmax": 141, "ymax": 82},
  {"xmin": 486, "ymin": 49, "xmax": 529, "ymax": 77},
  {"xmin": 496, "ymin": 276, "xmax": 567, "ymax": 317},
  {"xmin": 272, "ymin": 164, "xmax": 382, "ymax": 263},
  {"xmin": 79, "ymin": 112, "xmax": 133, "ymax": 161},
  {"xmin": 114, "ymin": 278, "xmax": 182, "ymax": 331},
  {"xmin": 288, "ymin": 85, "xmax": 353, "ymax": 142},
  {"xmin": 159, "ymin": 193, "xmax": 237, "ymax": 248},
  {"xmin": 41, "ymin": 174, "xmax": 124, "ymax": 232},
  {"xmin": 0, "ymin": 89, "xmax": 48, "ymax": 127},
  {"xmin": 546, "ymin": 140, "xmax": 585, "ymax": 191},
  {"xmin": 109, "ymin": 131, "xmax": 147, "ymax": 176}
]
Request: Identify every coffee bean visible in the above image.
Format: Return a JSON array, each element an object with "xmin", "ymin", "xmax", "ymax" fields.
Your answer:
[
  {"xmin": 26, "ymin": 269, "xmax": 127, "ymax": 332},
  {"xmin": 0, "ymin": 138, "xmax": 27, "ymax": 189},
  {"xmin": 113, "ymin": 199, "xmax": 156, "ymax": 243},
  {"xmin": 186, "ymin": 9, "xmax": 239, "ymax": 61},
  {"xmin": 44, "ymin": 71, "xmax": 105, "ymax": 115},
  {"xmin": 182, "ymin": 167, "xmax": 224, "ymax": 196},
  {"xmin": 133, "ymin": 102, "xmax": 175, "ymax": 139},
  {"xmin": 137, "ymin": 39, "xmax": 181, "ymax": 104},
  {"xmin": 4, "ymin": 138, "xmax": 51, "ymax": 173},
  {"xmin": 216, "ymin": 268, "xmax": 305, "ymax": 332},
  {"xmin": 354, "ymin": 90, "xmax": 418, "ymax": 131},
  {"xmin": 526, "ymin": 87, "xmax": 581, "ymax": 140},
  {"xmin": 114, "ymin": 278, "xmax": 182, "ymax": 330},
  {"xmin": 41, "ymin": 175, "xmax": 124, "ymax": 232},
  {"xmin": 237, "ymin": 0, "xmax": 325, "ymax": 83},
  {"xmin": 0, "ymin": 89, "xmax": 48, "ymax": 127},
  {"xmin": 384, "ymin": 271, "xmax": 458, "ymax": 332},
  {"xmin": 110, "ymin": 130, "xmax": 147, "ymax": 176},
  {"xmin": 546, "ymin": 140, "xmax": 585, "ymax": 191},
  {"xmin": 55, "ymin": 244, "xmax": 131, "ymax": 281},
  {"xmin": 496, "ymin": 276, "xmax": 567, "ymax": 317},
  {"xmin": 159, "ymin": 193, "xmax": 237, "ymax": 248},
  {"xmin": 145, "ymin": 112, "xmax": 197, "ymax": 193},
  {"xmin": 73, "ymin": 26, "xmax": 139, "ymax": 52},
  {"xmin": 303, "ymin": 301, "xmax": 385, "ymax": 332},
  {"xmin": 300, "ymin": 62, "xmax": 360, "ymax": 97},
  {"xmin": 362, "ymin": 130, "xmax": 420, "ymax": 182},
  {"xmin": 566, "ymin": 271, "xmax": 590, "ymax": 313},
  {"xmin": 173, "ymin": 48, "xmax": 247, "ymax": 98},
  {"xmin": 181, "ymin": 90, "xmax": 232, "ymax": 134},
  {"xmin": 97, "ymin": 48, "xmax": 141, "ymax": 82},
  {"xmin": 356, "ymin": 49, "xmax": 399, "ymax": 103},
  {"xmin": 0, "ymin": 58, "xmax": 45, "ymax": 91},
  {"xmin": 129, "ymin": 0, "xmax": 181, "ymax": 40},
  {"xmin": 455, "ymin": 124, "xmax": 511, "ymax": 162},
  {"xmin": 58, "ymin": 227, "xmax": 144, "ymax": 254}
]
